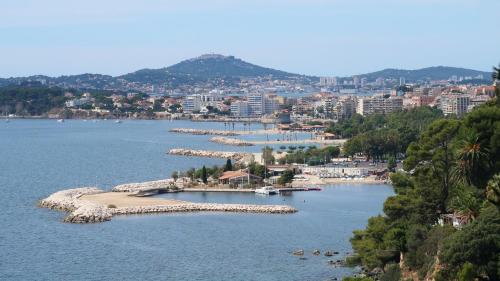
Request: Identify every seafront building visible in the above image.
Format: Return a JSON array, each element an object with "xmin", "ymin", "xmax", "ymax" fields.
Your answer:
[{"xmin": 231, "ymin": 93, "xmax": 281, "ymax": 117}]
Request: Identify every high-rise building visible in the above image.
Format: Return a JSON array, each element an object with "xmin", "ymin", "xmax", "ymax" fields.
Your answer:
[
  {"xmin": 182, "ymin": 95, "xmax": 201, "ymax": 113},
  {"xmin": 353, "ymin": 76, "xmax": 361, "ymax": 88},
  {"xmin": 319, "ymin": 77, "xmax": 338, "ymax": 86},
  {"xmin": 439, "ymin": 94, "xmax": 470, "ymax": 117},
  {"xmin": 399, "ymin": 77, "xmax": 406, "ymax": 86},
  {"xmin": 230, "ymin": 101, "xmax": 249, "ymax": 117},
  {"xmin": 356, "ymin": 96, "xmax": 403, "ymax": 116},
  {"xmin": 332, "ymin": 96, "xmax": 357, "ymax": 121},
  {"xmin": 247, "ymin": 93, "xmax": 264, "ymax": 116}
]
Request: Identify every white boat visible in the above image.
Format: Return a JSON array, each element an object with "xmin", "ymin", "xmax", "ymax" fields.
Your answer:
[
  {"xmin": 115, "ymin": 120, "xmax": 122, "ymax": 123},
  {"xmin": 255, "ymin": 186, "xmax": 278, "ymax": 195},
  {"xmin": 57, "ymin": 119, "xmax": 64, "ymax": 123}
]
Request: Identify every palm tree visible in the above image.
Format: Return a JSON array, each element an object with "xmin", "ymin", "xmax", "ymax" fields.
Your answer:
[{"xmin": 452, "ymin": 132, "xmax": 487, "ymax": 186}]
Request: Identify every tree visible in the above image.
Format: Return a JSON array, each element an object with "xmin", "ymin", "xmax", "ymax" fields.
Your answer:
[
  {"xmin": 439, "ymin": 206, "xmax": 500, "ymax": 280},
  {"xmin": 201, "ymin": 166, "xmax": 208, "ymax": 184},
  {"xmin": 262, "ymin": 146, "xmax": 275, "ymax": 165},
  {"xmin": 486, "ymin": 174, "xmax": 500, "ymax": 208},
  {"xmin": 278, "ymin": 170, "xmax": 294, "ymax": 185},
  {"xmin": 171, "ymin": 171, "xmax": 179, "ymax": 181},
  {"xmin": 453, "ymin": 131, "xmax": 488, "ymax": 186},
  {"xmin": 224, "ymin": 159, "xmax": 233, "ymax": 171},
  {"xmin": 387, "ymin": 156, "xmax": 397, "ymax": 172},
  {"xmin": 404, "ymin": 119, "xmax": 461, "ymax": 209}
]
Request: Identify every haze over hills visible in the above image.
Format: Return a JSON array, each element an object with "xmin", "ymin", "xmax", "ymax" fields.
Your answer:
[
  {"xmin": 358, "ymin": 66, "xmax": 491, "ymax": 81},
  {"xmin": 0, "ymin": 54, "xmax": 492, "ymax": 90}
]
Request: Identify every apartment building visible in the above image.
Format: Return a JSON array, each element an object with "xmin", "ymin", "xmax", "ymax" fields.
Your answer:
[{"xmin": 356, "ymin": 95, "xmax": 403, "ymax": 116}]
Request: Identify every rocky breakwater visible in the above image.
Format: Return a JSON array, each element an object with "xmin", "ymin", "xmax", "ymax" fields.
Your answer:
[
  {"xmin": 209, "ymin": 137, "xmax": 254, "ymax": 146},
  {"xmin": 168, "ymin": 148, "xmax": 251, "ymax": 161},
  {"xmin": 112, "ymin": 203, "xmax": 297, "ymax": 215},
  {"xmin": 39, "ymin": 187, "xmax": 113, "ymax": 223},
  {"xmin": 169, "ymin": 128, "xmax": 239, "ymax": 136},
  {"xmin": 112, "ymin": 179, "xmax": 175, "ymax": 193},
  {"xmin": 39, "ymin": 187, "xmax": 297, "ymax": 223}
]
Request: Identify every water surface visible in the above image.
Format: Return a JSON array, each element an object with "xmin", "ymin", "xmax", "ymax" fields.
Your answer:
[{"xmin": 0, "ymin": 120, "xmax": 393, "ymax": 281}]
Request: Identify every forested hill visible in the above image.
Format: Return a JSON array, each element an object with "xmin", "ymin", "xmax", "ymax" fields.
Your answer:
[
  {"xmin": 346, "ymin": 83, "xmax": 500, "ymax": 280},
  {"xmin": 358, "ymin": 66, "xmax": 491, "ymax": 82},
  {"xmin": 118, "ymin": 54, "xmax": 308, "ymax": 85}
]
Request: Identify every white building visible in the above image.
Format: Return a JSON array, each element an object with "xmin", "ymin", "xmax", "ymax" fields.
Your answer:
[
  {"xmin": 302, "ymin": 166, "xmax": 369, "ymax": 178},
  {"xmin": 320, "ymin": 77, "xmax": 338, "ymax": 86},
  {"xmin": 439, "ymin": 94, "xmax": 470, "ymax": 117},
  {"xmin": 230, "ymin": 101, "xmax": 249, "ymax": 117},
  {"xmin": 356, "ymin": 96, "xmax": 403, "ymax": 116},
  {"xmin": 332, "ymin": 96, "xmax": 357, "ymax": 121},
  {"xmin": 182, "ymin": 95, "xmax": 201, "ymax": 113}
]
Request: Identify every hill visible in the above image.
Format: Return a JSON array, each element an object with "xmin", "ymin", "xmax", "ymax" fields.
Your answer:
[
  {"xmin": 119, "ymin": 54, "xmax": 306, "ymax": 86},
  {"xmin": 359, "ymin": 66, "xmax": 491, "ymax": 82}
]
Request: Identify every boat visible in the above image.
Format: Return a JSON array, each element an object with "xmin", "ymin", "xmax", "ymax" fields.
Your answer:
[
  {"xmin": 115, "ymin": 120, "xmax": 122, "ymax": 123},
  {"xmin": 255, "ymin": 186, "xmax": 278, "ymax": 195},
  {"xmin": 57, "ymin": 119, "xmax": 64, "ymax": 123}
]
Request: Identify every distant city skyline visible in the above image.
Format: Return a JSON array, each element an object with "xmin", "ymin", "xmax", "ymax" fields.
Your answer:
[{"xmin": 1, "ymin": 0, "xmax": 499, "ymax": 78}]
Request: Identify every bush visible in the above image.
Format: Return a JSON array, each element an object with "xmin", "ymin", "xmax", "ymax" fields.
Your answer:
[{"xmin": 107, "ymin": 204, "xmax": 117, "ymax": 208}]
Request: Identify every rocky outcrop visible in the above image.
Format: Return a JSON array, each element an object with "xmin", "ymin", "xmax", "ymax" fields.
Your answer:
[
  {"xmin": 169, "ymin": 128, "xmax": 239, "ymax": 136},
  {"xmin": 112, "ymin": 179, "xmax": 175, "ymax": 193},
  {"xmin": 168, "ymin": 149, "xmax": 251, "ymax": 161},
  {"xmin": 209, "ymin": 137, "xmax": 254, "ymax": 146}
]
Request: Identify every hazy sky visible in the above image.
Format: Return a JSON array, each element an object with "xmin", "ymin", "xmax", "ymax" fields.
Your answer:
[{"xmin": 1, "ymin": 0, "xmax": 499, "ymax": 78}]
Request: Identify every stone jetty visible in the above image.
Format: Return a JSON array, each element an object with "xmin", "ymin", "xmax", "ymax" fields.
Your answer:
[
  {"xmin": 112, "ymin": 179, "xmax": 175, "ymax": 193},
  {"xmin": 169, "ymin": 128, "xmax": 239, "ymax": 136},
  {"xmin": 209, "ymin": 137, "xmax": 254, "ymax": 146},
  {"xmin": 39, "ymin": 187, "xmax": 297, "ymax": 223},
  {"xmin": 38, "ymin": 187, "xmax": 113, "ymax": 223},
  {"xmin": 168, "ymin": 148, "xmax": 251, "ymax": 161}
]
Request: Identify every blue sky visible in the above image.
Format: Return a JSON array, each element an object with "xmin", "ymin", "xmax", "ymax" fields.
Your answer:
[{"xmin": 1, "ymin": 0, "xmax": 499, "ymax": 77}]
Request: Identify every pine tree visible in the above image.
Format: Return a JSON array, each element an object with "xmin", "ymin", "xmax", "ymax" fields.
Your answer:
[
  {"xmin": 224, "ymin": 159, "xmax": 232, "ymax": 171},
  {"xmin": 201, "ymin": 165, "xmax": 208, "ymax": 184}
]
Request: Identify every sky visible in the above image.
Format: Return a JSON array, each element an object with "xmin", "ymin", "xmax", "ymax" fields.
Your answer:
[{"xmin": 1, "ymin": 0, "xmax": 499, "ymax": 78}]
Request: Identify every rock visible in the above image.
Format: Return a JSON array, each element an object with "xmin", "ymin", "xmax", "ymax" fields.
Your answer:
[
  {"xmin": 313, "ymin": 249, "xmax": 321, "ymax": 255},
  {"xmin": 112, "ymin": 179, "xmax": 174, "ymax": 192},
  {"xmin": 167, "ymin": 149, "xmax": 251, "ymax": 161},
  {"xmin": 293, "ymin": 250, "xmax": 304, "ymax": 256},
  {"xmin": 209, "ymin": 137, "xmax": 254, "ymax": 146},
  {"xmin": 169, "ymin": 128, "xmax": 239, "ymax": 136}
]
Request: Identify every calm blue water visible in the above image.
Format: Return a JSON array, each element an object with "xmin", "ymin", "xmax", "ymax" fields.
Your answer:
[{"xmin": 0, "ymin": 119, "xmax": 393, "ymax": 281}]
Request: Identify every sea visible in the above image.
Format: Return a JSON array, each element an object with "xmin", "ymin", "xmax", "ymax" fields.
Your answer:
[{"xmin": 0, "ymin": 119, "xmax": 393, "ymax": 281}]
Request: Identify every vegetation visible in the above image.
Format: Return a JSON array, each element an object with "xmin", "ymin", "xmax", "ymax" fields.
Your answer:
[
  {"xmin": 224, "ymin": 159, "xmax": 233, "ymax": 172},
  {"xmin": 278, "ymin": 145, "xmax": 340, "ymax": 165},
  {"xmin": 348, "ymin": 68, "xmax": 500, "ymax": 280},
  {"xmin": 277, "ymin": 170, "xmax": 295, "ymax": 185},
  {"xmin": 0, "ymin": 84, "xmax": 68, "ymax": 116},
  {"xmin": 334, "ymin": 106, "xmax": 443, "ymax": 161}
]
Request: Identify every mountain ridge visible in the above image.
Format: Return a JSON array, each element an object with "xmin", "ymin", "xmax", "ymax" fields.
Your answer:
[{"xmin": 0, "ymin": 54, "xmax": 493, "ymax": 89}]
